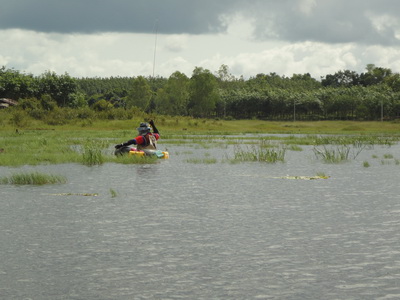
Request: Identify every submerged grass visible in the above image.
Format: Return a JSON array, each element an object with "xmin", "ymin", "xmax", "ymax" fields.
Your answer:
[
  {"xmin": 110, "ymin": 188, "xmax": 118, "ymax": 198},
  {"xmin": 185, "ymin": 158, "xmax": 218, "ymax": 164},
  {"xmin": 0, "ymin": 171, "xmax": 67, "ymax": 185}
]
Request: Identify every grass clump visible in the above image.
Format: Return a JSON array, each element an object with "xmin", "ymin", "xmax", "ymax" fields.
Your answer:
[
  {"xmin": 0, "ymin": 172, "xmax": 67, "ymax": 185},
  {"xmin": 232, "ymin": 145, "xmax": 286, "ymax": 163},
  {"xmin": 313, "ymin": 145, "xmax": 350, "ymax": 163},
  {"xmin": 82, "ymin": 144, "xmax": 104, "ymax": 166}
]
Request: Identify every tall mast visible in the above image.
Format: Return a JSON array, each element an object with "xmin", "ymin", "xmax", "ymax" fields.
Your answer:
[{"xmin": 152, "ymin": 19, "xmax": 158, "ymax": 77}]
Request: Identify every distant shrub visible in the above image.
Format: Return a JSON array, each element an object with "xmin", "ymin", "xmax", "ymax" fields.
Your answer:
[
  {"xmin": 9, "ymin": 110, "xmax": 29, "ymax": 127},
  {"xmin": 76, "ymin": 107, "xmax": 95, "ymax": 119}
]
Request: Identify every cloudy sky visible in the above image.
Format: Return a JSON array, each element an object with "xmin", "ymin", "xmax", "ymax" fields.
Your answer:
[{"xmin": 1, "ymin": 0, "xmax": 400, "ymax": 79}]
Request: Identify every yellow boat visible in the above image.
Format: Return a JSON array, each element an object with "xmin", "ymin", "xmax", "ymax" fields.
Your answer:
[{"xmin": 128, "ymin": 149, "xmax": 169, "ymax": 159}]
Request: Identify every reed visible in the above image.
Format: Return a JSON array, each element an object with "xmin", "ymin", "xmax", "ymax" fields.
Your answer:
[{"xmin": 0, "ymin": 172, "xmax": 67, "ymax": 185}]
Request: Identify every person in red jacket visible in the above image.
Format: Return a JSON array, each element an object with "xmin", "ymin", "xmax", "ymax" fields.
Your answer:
[{"xmin": 114, "ymin": 120, "xmax": 160, "ymax": 155}]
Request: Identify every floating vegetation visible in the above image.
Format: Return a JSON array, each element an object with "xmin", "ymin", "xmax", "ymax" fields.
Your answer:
[
  {"xmin": 279, "ymin": 175, "xmax": 330, "ymax": 180},
  {"xmin": 49, "ymin": 193, "xmax": 98, "ymax": 196},
  {"xmin": 185, "ymin": 158, "xmax": 218, "ymax": 164},
  {"xmin": 0, "ymin": 172, "xmax": 67, "ymax": 185},
  {"xmin": 110, "ymin": 188, "xmax": 117, "ymax": 198},
  {"xmin": 232, "ymin": 144, "xmax": 286, "ymax": 163}
]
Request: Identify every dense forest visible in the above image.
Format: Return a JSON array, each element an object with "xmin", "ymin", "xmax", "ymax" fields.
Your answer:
[{"xmin": 1, "ymin": 64, "xmax": 400, "ymax": 121}]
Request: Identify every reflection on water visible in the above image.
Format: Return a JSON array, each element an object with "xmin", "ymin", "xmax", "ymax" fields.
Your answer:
[{"xmin": 1, "ymin": 141, "xmax": 400, "ymax": 299}]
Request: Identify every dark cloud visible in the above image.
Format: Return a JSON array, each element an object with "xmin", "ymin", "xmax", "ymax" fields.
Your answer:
[
  {"xmin": 0, "ymin": 0, "xmax": 236, "ymax": 34},
  {"xmin": 1, "ymin": 0, "xmax": 400, "ymax": 45}
]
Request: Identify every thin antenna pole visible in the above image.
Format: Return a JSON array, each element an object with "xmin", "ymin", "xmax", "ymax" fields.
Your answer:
[{"xmin": 152, "ymin": 20, "xmax": 158, "ymax": 77}]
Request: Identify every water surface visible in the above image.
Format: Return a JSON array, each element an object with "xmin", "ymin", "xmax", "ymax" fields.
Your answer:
[{"xmin": 1, "ymin": 139, "xmax": 400, "ymax": 299}]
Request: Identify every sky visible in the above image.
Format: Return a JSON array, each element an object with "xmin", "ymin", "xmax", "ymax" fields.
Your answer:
[{"xmin": 1, "ymin": 0, "xmax": 400, "ymax": 80}]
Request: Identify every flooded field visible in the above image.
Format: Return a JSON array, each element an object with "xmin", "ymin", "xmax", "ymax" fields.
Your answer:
[{"xmin": 1, "ymin": 135, "xmax": 400, "ymax": 299}]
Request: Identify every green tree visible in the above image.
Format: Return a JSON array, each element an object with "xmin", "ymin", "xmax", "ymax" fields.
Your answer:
[
  {"xmin": 360, "ymin": 64, "xmax": 392, "ymax": 86},
  {"xmin": 321, "ymin": 70, "xmax": 360, "ymax": 87},
  {"xmin": 0, "ymin": 67, "xmax": 38, "ymax": 99},
  {"xmin": 37, "ymin": 71, "xmax": 78, "ymax": 107},
  {"xmin": 126, "ymin": 76, "xmax": 152, "ymax": 110},
  {"xmin": 188, "ymin": 67, "xmax": 219, "ymax": 117},
  {"xmin": 155, "ymin": 71, "xmax": 189, "ymax": 115}
]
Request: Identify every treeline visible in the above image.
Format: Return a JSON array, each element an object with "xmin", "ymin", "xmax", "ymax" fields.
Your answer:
[{"xmin": 1, "ymin": 64, "xmax": 400, "ymax": 121}]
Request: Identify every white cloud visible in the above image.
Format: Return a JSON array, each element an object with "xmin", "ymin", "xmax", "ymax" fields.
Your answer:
[
  {"xmin": 164, "ymin": 35, "xmax": 188, "ymax": 52},
  {"xmin": 1, "ymin": 25, "xmax": 400, "ymax": 80}
]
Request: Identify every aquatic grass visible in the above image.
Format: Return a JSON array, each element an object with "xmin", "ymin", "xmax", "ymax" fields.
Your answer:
[
  {"xmin": 363, "ymin": 161, "xmax": 370, "ymax": 168},
  {"xmin": 110, "ymin": 188, "xmax": 118, "ymax": 198},
  {"xmin": 287, "ymin": 145, "xmax": 303, "ymax": 151},
  {"xmin": 284, "ymin": 134, "xmax": 399, "ymax": 147},
  {"xmin": 0, "ymin": 172, "xmax": 67, "ymax": 185},
  {"xmin": 316, "ymin": 172, "xmax": 328, "ymax": 178},
  {"xmin": 1, "ymin": 120, "xmax": 399, "ymax": 167},
  {"xmin": 82, "ymin": 144, "xmax": 104, "ymax": 166},
  {"xmin": 232, "ymin": 144, "xmax": 286, "ymax": 163},
  {"xmin": 313, "ymin": 142, "xmax": 368, "ymax": 163},
  {"xmin": 313, "ymin": 145, "xmax": 351, "ymax": 163}
]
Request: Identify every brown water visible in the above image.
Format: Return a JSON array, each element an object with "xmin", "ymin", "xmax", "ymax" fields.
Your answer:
[{"xmin": 1, "ymin": 140, "xmax": 400, "ymax": 299}]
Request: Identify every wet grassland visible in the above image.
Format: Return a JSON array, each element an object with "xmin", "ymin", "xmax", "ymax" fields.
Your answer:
[{"xmin": 1, "ymin": 119, "xmax": 400, "ymax": 185}]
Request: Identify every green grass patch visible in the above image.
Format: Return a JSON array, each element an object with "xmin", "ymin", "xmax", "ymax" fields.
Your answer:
[
  {"xmin": 232, "ymin": 144, "xmax": 286, "ymax": 163},
  {"xmin": 1, "ymin": 118, "xmax": 400, "ymax": 166},
  {"xmin": 0, "ymin": 172, "xmax": 67, "ymax": 185},
  {"xmin": 82, "ymin": 143, "xmax": 105, "ymax": 166}
]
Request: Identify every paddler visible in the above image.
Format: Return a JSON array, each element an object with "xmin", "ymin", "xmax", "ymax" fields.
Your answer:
[{"xmin": 114, "ymin": 120, "xmax": 160, "ymax": 155}]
